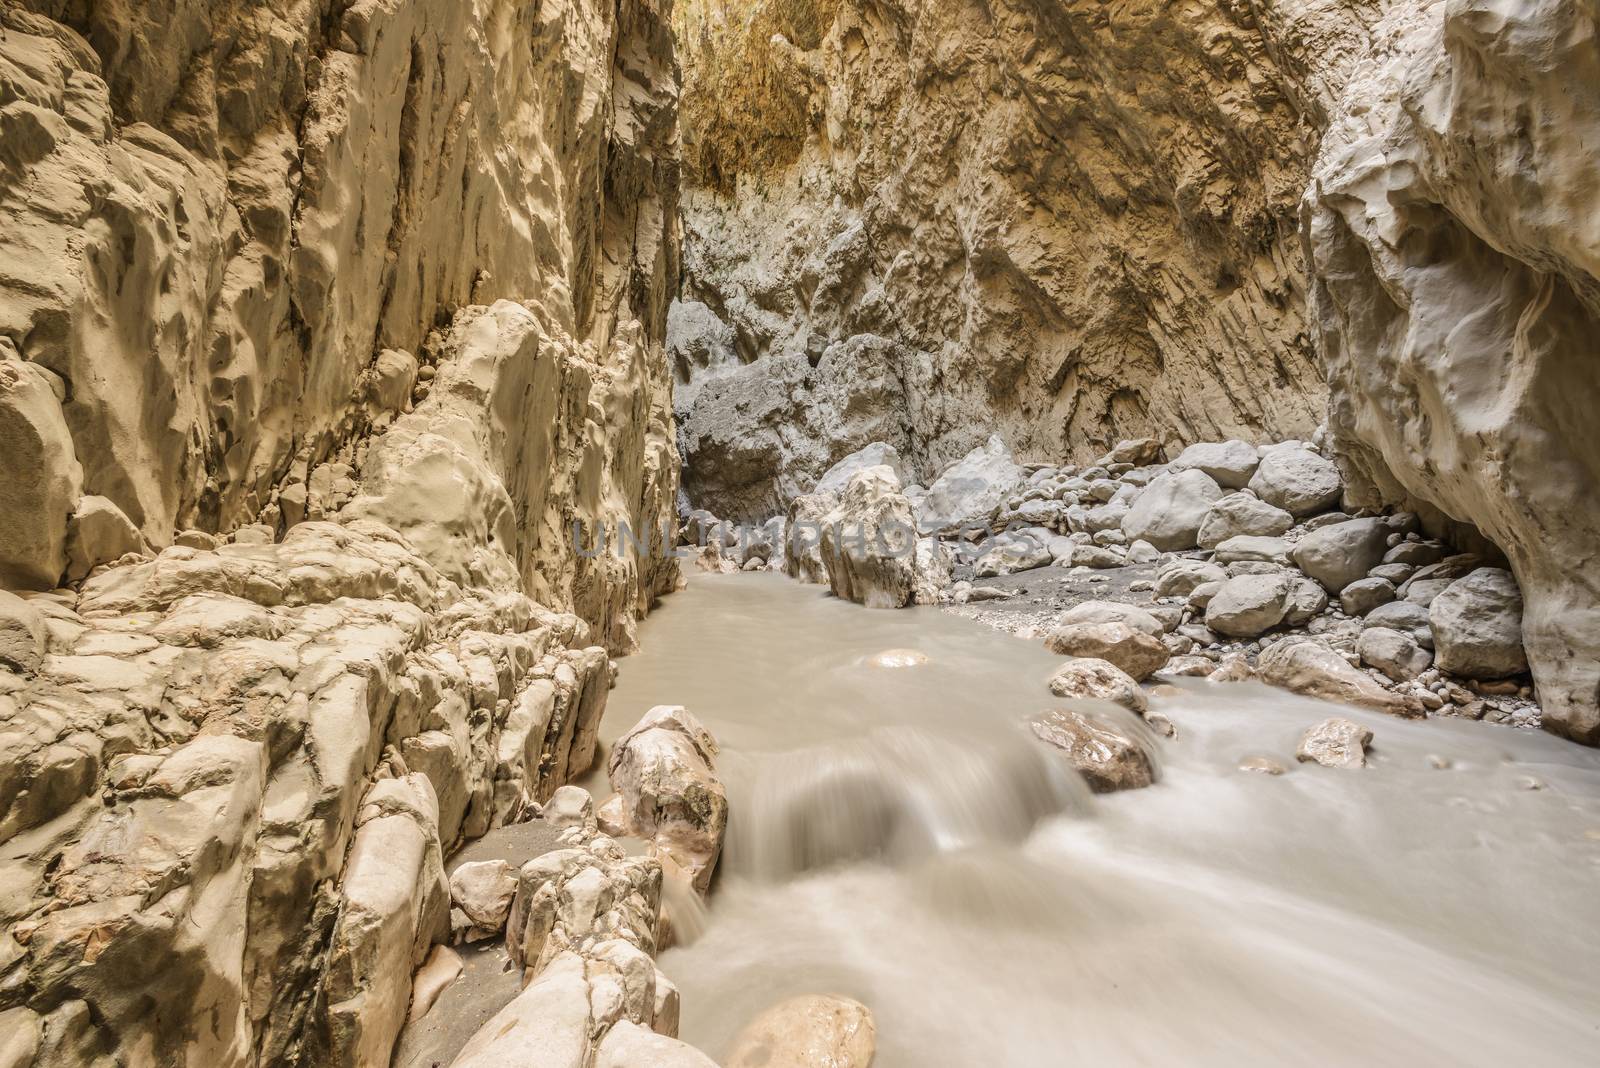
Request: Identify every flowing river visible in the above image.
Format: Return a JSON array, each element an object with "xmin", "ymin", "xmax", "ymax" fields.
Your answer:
[{"xmin": 592, "ymin": 572, "xmax": 1600, "ymax": 1067}]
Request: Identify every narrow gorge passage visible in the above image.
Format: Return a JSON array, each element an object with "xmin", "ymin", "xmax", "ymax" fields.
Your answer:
[
  {"xmin": 2, "ymin": 1, "xmax": 1599, "ymax": 1066},
  {"xmin": 604, "ymin": 574, "xmax": 1600, "ymax": 1067}
]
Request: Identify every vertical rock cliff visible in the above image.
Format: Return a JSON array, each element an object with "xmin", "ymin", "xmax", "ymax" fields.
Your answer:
[
  {"xmin": 0, "ymin": 0, "xmax": 681, "ymax": 1064},
  {"xmin": 1305, "ymin": 0, "xmax": 1600, "ymax": 743},
  {"xmin": 669, "ymin": 0, "xmax": 1383, "ymax": 519}
]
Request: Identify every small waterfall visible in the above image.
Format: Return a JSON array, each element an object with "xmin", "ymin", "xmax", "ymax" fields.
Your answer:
[{"xmin": 723, "ymin": 725, "xmax": 1092, "ymax": 881}]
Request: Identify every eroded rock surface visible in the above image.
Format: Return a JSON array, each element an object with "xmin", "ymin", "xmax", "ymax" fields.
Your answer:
[{"xmin": 0, "ymin": 2, "xmax": 684, "ymax": 1065}]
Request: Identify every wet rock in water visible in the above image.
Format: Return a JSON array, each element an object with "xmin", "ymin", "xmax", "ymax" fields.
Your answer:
[
  {"xmin": 1256, "ymin": 639, "xmax": 1422, "ymax": 717},
  {"xmin": 1339, "ymin": 576, "xmax": 1397, "ymax": 616},
  {"xmin": 916, "ymin": 434, "xmax": 1024, "ymax": 533},
  {"xmin": 1357, "ymin": 627, "xmax": 1433, "ymax": 683},
  {"xmin": 597, "ymin": 794, "xmax": 630, "ymax": 838},
  {"xmin": 449, "ymin": 859, "xmax": 518, "ymax": 939},
  {"xmin": 865, "ymin": 648, "xmax": 929, "ymax": 668},
  {"xmin": 1057, "ymin": 600, "xmax": 1164, "ymax": 636},
  {"xmin": 1121, "ymin": 469, "xmax": 1224, "ymax": 551},
  {"xmin": 1238, "ymin": 755, "xmax": 1289, "ymax": 776},
  {"xmin": 1197, "ymin": 492, "xmax": 1294, "ymax": 548},
  {"xmin": 607, "ymin": 706, "xmax": 728, "ymax": 893},
  {"xmin": 1159, "ymin": 654, "xmax": 1218, "ymax": 678},
  {"xmin": 1247, "ymin": 444, "xmax": 1342, "ymax": 518},
  {"xmin": 1291, "ymin": 518, "xmax": 1390, "ymax": 592},
  {"xmin": 1170, "ymin": 440, "xmax": 1261, "ymax": 489},
  {"xmin": 914, "ymin": 537, "xmax": 955, "ymax": 604},
  {"xmin": 785, "ymin": 492, "xmax": 837, "ymax": 584},
  {"xmin": 1205, "ymin": 574, "xmax": 1293, "ymax": 638},
  {"xmin": 1044, "ymin": 621, "xmax": 1169, "ymax": 681},
  {"xmin": 1428, "ymin": 568, "xmax": 1529, "ymax": 680},
  {"xmin": 820, "ymin": 467, "xmax": 921, "ymax": 608},
  {"xmin": 1030, "ymin": 708, "xmax": 1157, "ymax": 793},
  {"xmin": 1047, "ymin": 657, "xmax": 1149, "ymax": 714},
  {"xmin": 1210, "ymin": 651, "xmax": 1255, "ymax": 682},
  {"xmin": 1296, "ymin": 717, "xmax": 1374, "ymax": 769},
  {"xmin": 725, "ymin": 994, "xmax": 878, "ymax": 1068}
]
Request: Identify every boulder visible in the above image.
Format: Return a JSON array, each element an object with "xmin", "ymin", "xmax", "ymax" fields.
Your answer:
[
  {"xmin": 1197, "ymin": 493, "xmax": 1293, "ymax": 548},
  {"xmin": 916, "ymin": 434, "xmax": 1023, "ymax": 533},
  {"xmin": 820, "ymin": 467, "xmax": 921, "ymax": 608},
  {"xmin": 1046, "ymin": 657, "xmax": 1149, "ymax": 714},
  {"xmin": 1214, "ymin": 535, "xmax": 1290, "ymax": 565},
  {"xmin": 1057, "ymin": 600, "xmax": 1164, "ymax": 636},
  {"xmin": 607, "ymin": 706, "xmax": 728, "ymax": 893},
  {"xmin": 1205, "ymin": 574, "xmax": 1293, "ymax": 638},
  {"xmin": 1290, "ymin": 518, "xmax": 1390, "ymax": 592},
  {"xmin": 1282, "ymin": 575, "xmax": 1331, "ymax": 626},
  {"xmin": 725, "ymin": 995, "xmax": 877, "ymax": 1068},
  {"xmin": 1044, "ymin": 621, "xmax": 1168, "ymax": 681},
  {"xmin": 1339, "ymin": 577, "xmax": 1397, "ymax": 616},
  {"xmin": 1296, "ymin": 717, "xmax": 1373, "ymax": 769},
  {"xmin": 785, "ymin": 492, "xmax": 836, "ymax": 583},
  {"xmin": 1428, "ymin": 568, "xmax": 1528, "ymax": 680},
  {"xmin": 1029, "ymin": 708, "xmax": 1156, "ymax": 793},
  {"xmin": 1155, "ymin": 559, "xmax": 1226, "ymax": 598},
  {"xmin": 974, "ymin": 532, "xmax": 1051, "ymax": 577},
  {"xmin": 1364, "ymin": 600, "xmax": 1434, "ymax": 648},
  {"xmin": 0, "ymin": 361, "xmax": 83, "ymax": 588},
  {"xmin": 1120, "ymin": 469, "xmax": 1224, "ymax": 552},
  {"xmin": 64, "ymin": 496, "xmax": 146, "ymax": 582},
  {"xmin": 449, "ymin": 859, "xmax": 518, "ymax": 938},
  {"xmin": 813, "ymin": 441, "xmax": 911, "ymax": 497},
  {"xmin": 0, "ymin": 590, "xmax": 47, "ymax": 674},
  {"xmin": 1170, "ymin": 440, "xmax": 1260, "ymax": 488},
  {"xmin": 1256, "ymin": 639, "xmax": 1422, "ymax": 717},
  {"xmin": 1247, "ymin": 444, "xmax": 1342, "ymax": 517},
  {"xmin": 1357, "ymin": 628, "xmax": 1433, "ymax": 683},
  {"xmin": 596, "ymin": 1022, "xmax": 721, "ymax": 1068}
]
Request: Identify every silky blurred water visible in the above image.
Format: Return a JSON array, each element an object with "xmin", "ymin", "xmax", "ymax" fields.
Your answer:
[{"xmin": 595, "ymin": 572, "xmax": 1600, "ymax": 1067}]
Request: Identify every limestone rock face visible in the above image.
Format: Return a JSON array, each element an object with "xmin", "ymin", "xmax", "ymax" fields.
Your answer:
[
  {"xmin": 669, "ymin": 0, "xmax": 1361, "ymax": 513},
  {"xmin": 0, "ymin": 0, "xmax": 680, "ymax": 616},
  {"xmin": 0, "ymin": 2, "xmax": 684, "ymax": 1065},
  {"xmin": 1305, "ymin": 0, "xmax": 1600, "ymax": 741}
]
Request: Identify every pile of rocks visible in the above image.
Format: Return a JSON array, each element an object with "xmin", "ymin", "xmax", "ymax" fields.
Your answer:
[
  {"xmin": 428, "ymin": 711, "xmax": 873, "ymax": 1068},
  {"xmin": 683, "ymin": 432, "xmax": 1541, "ymax": 730}
]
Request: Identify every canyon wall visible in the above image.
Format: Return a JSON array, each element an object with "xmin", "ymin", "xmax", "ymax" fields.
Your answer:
[
  {"xmin": 0, "ymin": 0, "xmax": 681, "ymax": 1064},
  {"xmin": 672, "ymin": 0, "xmax": 1600, "ymax": 742},
  {"xmin": 669, "ymin": 0, "xmax": 1388, "ymax": 520},
  {"xmin": 1306, "ymin": 0, "xmax": 1600, "ymax": 743}
]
